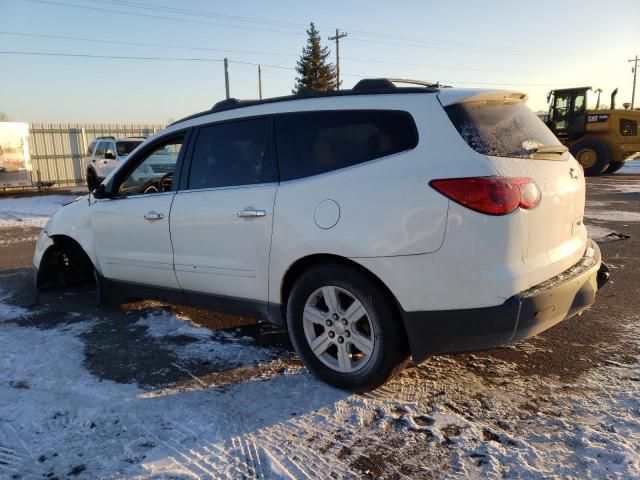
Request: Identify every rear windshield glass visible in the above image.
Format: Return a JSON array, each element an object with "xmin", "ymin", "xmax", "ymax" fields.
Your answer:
[
  {"xmin": 445, "ymin": 101, "xmax": 562, "ymax": 158},
  {"xmin": 116, "ymin": 141, "xmax": 142, "ymax": 156}
]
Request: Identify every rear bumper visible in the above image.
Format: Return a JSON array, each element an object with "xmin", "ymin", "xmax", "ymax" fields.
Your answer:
[{"xmin": 402, "ymin": 239, "xmax": 607, "ymax": 364}]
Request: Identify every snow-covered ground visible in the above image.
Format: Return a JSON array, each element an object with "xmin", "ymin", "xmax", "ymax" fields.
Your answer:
[
  {"xmin": 1, "ymin": 296, "xmax": 638, "ymax": 480},
  {"xmin": 0, "ymin": 194, "xmax": 80, "ymax": 228},
  {"xmin": 617, "ymin": 157, "xmax": 640, "ymax": 175}
]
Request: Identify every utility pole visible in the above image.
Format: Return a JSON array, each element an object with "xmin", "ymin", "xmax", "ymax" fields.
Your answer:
[
  {"xmin": 258, "ymin": 64, "xmax": 263, "ymax": 99},
  {"xmin": 224, "ymin": 58, "xmax": 230, "ymax": 99},
  {"xmin": 629, "ymin": 55, "xmax": 638, "ymax": 109},
  {"xmin": 329, "ymin": 28, "xmax": 347, "ymax": 90}
]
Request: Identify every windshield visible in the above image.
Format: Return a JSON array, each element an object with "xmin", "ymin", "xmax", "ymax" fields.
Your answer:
[
  {"xmin": 445, "ymin": 101, "xmax": 562, "ymax": 158},
  {"xmin": 116, "ymin": 140, "xmax": 142, "ymax": 156}
]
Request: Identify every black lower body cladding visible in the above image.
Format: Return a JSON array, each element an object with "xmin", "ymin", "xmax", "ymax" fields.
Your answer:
[{"xmin": 402, "ymin": 239, "xmax": 606, "ymax": 364}]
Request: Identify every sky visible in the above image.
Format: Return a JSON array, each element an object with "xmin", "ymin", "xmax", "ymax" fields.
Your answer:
[{"xmin": 0, "ymin": 0, "xmax": 638, "ymax": 124}]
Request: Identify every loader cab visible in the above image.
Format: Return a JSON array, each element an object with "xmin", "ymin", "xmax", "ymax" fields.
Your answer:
[{"xmin": 546, "ymin": 87, "xmax": 590, "ymax": 139}]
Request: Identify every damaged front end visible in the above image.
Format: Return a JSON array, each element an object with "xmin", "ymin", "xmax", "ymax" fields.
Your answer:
[{"xmin": 33, "ymin": 231, "xmax": 95, "ymax": 290}]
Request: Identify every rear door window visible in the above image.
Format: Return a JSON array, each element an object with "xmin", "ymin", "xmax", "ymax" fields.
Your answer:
[
  {"xmin": 275, "ymin": 110, "xmax": 418, "ymax": 181},
  {"xmin": 445, "ymin": 101, "xmax": 562, "ymax": 159},
  {"xmin": 187, "ymin": 118, "xmax": 275, "ymax": 190}
]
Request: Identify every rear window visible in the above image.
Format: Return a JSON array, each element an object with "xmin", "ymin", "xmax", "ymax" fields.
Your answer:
[
  {"xmin": 116, "ymin": 140, "xmax": 142, "ymax": 156},
  {"xmin": 445, "ymin": 101, "xmax": 562, "ymax": 158},
  {"xmin": 275, "ymin": 110, "xmax": 418, "ymax": 181}
]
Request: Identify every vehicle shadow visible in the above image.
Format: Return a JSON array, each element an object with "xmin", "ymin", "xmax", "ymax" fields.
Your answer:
[{"xmin": 1, "ymin": 266, "xmax": 297, "ymax": 391}]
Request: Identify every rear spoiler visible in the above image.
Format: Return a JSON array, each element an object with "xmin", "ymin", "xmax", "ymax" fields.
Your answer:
[{"xmin": 438, "ymin": 89, "xmax": 528, "ymax": 107}]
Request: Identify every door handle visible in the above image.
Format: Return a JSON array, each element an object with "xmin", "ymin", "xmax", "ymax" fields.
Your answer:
[
  {"xmin": 144, "ymin": 211, "xmax": 164, "ymax": 221},
  {"xmin": 237, "ymin": 208, "xmax": 266, "ymax": 218}
]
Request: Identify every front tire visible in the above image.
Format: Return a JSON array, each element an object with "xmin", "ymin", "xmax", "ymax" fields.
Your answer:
[
  {"xmin": 570, "ymin": 139, "xmax": 611, "ymax": 176},
  {"xmin": 286, "ymin": 264, "xmax": 409, "ymax": 392},
  {"xmin": 86, "ymin": 169, "xmax": 98, "ymax": 192}
]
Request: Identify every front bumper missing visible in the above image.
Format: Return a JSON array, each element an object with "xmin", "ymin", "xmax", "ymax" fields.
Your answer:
[{"xmin": 402, "ymin": 239, "xmax": 607, "ymax": 364}]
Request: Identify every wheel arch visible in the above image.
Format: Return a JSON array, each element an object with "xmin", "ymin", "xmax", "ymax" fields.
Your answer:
[
  {"xmin": 279, "ymin": 253, "xmax": 407, "ymax": 334},
  {"xmin": 36, "ymin": 234, "xmax": 96, "ymax": 289}
]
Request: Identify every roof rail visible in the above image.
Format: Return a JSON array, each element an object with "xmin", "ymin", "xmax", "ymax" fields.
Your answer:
[
  {"xmin": 387, "ymin": 78, "xmax": 451, "ymax": 88},
  {"xmin": 170, "ymin": 78, "xmax": 441, "ymax": 126},
  {"xmin": 94, "ymin": 136, "xmax": 115, "ymax": 140}
]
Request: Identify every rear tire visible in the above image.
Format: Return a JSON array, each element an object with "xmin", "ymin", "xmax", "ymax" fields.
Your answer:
[
  {"xmin": 286, "ymin": 264, "xmax": 409, "ymax": 392},
  {"xmin": 86, "ymin": 169, "xmax": 98, "ymax": 192},
  {"xmin": 570, "ymin": 139, "xmax": 611, "ymax": 176},
  {"xmin": 603, "ymin": 161, "xmax": 625, "ymax": 174}
]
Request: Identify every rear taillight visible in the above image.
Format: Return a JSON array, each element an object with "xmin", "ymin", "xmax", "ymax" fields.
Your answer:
[{"xmin": 429, "ymin": 177, "xmax": 540, "ymax": 216}]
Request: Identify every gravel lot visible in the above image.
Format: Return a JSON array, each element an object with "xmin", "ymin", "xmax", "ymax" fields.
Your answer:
[{"xmin": 0, "ymin": 171, "xmax": 639, "ymax": 479}]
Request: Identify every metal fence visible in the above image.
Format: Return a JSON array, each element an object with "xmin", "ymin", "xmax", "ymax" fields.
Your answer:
[{"xmin": 29, "ymin": 123, "xmax": 163, "ymax": 186}]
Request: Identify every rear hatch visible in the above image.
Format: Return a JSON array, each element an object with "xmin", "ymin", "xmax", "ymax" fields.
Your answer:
[{"xmin": 441, "ymin": 91, "xmax": 587, "ymax": 286}]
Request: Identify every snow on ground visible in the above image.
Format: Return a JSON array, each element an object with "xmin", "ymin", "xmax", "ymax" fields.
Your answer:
[
  {"xmin": 0, "ymin": 194, "xmax": 80, "ymax": 228},
  {"xmin": 134, "ymin": 310, "xmax": 282, "ymax": 372},
  {"xmin": 617, "ymin": 157, "xmax": 640, "ymax": 175},
  {"xmin": 585, "ymin": 210, "xmax": 640, "ymax": 223},
  {"xmin": 1, "ymin": 294, "xmax": 638, "ymax": 479}
]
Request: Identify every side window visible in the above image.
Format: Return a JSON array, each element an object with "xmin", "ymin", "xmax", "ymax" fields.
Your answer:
[
  {"xmin": 94, "ymin": 141, "xmax": 106, "ymax": 158},
  {"xmin": 187, "ymin": 118, "xmax": 275, "ymax": 190},
  {"xmin": 105, "ymin": 142, "xmax": 116, "ymax": 160},
  {"xmin": 275, "ymin": 110, "xmax": 418, "ymax": 181},
  {"xmin": 87, "ymin": 141, "xmax": 96, "ymax": 156},
  {"xmin": 118, "ymin": 135, "xmax": 184, "ymax": 195},
  {"xmin": 573, "ymin": 94, "xmax": 585, "ymax": 115}
]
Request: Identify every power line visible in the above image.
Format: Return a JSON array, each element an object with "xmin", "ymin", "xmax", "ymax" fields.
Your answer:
[
  {"xmin": 20, "ymin": 0, "xmax": 307, "ymax": 36},
  {"xmin": 0, "ymin": 31, "xmax": 529, "ymax": 75},
  {"xmin": 341, "ymin": 55, "xmax": 529, "ymax": 74},
  {"xmin": 20, "ymin": 0, "xmax": 517, "ymax": 55},
  {"xmin": 0, "ymin": 50, "xmax": 224, "ymax": 62},
  {"xmin": 83, "ymin": 0, "xmax": 308, "ymax": 30},
  {"xmin": 88, "ymin": 0, "xmax": 516, "ymax": 53},
  {"xmin": 0, "ymin": 31, "xmax": 296, "ymax": 57},
  {"xmin": 0, "ymin": 50, "xmax": 576, "ymax": 88}
]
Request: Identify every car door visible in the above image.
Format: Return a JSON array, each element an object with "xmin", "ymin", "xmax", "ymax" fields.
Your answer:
[
  {"xmin": 170, "ymin": 117, "xmax": 277, "ymax": 313},
  {"xmin": 102, "ymin": 141, "xmax": 118, "ymax": 177},
  {"xmin": 91, "ymin": 131, "xmax": 188, "ymax": 289},
  {"xmin": 92, "ymin": 141, "xmax": 106, "ymax": 178}
]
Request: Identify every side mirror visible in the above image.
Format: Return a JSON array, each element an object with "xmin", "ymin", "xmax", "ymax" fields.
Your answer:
[
  {"xmin": 92, "ymin": 183, "xmax": 110, "ymax": 199},
  {"xmin": 105, "ymin": 151, "xmax": 116, "ymax": 160}
]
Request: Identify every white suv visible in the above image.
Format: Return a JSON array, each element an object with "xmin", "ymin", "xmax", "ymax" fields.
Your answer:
[
  {"xmin": 86, "ymin": 137, "xmax": 144, "ymax": 191},
  {"xmin": 34, "ymin": 79, "xmax": 608, "ymax": 391}
]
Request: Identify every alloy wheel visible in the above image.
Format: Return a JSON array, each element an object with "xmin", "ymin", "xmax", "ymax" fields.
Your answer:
[{"xmin": 302, "ymin": 286, "xmax": 375, "ymax": 373}]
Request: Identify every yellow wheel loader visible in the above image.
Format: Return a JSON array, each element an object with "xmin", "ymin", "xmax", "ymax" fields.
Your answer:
[{"xmin": 545, "ymin": 87, "xmax": 640, "ymax": 176}]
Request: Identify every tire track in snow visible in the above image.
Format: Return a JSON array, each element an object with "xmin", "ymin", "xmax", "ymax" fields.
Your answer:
[{"xmin": 0, "ymin": 423, "xmax": 44, "ymax": 479}]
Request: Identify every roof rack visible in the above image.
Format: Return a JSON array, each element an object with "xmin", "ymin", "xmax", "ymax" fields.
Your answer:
[
  {"xmin": 171, "ymin": 78, "xmax": 441, "ymax": 125},
  {"xmin": 93, "ymin": 136, "xmax": 115, "ymax": 140},
  {"xmin": 387, "ymin": 78, "xmax": 451, "ymax": 88},
  {"xmin": 125, "ymin": 136, "xmax": 147, "ymax": 139}
]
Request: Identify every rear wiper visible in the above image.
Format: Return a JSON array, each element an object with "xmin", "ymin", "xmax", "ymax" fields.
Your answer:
[{"xmin": 529, "ymin": 145, "xmax": 568, "ymax": 155}]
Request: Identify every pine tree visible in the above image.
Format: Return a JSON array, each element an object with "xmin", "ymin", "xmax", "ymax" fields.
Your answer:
[{"xmin": 293, "ymin": 23, "xmax": 338, "ymax": 94}]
